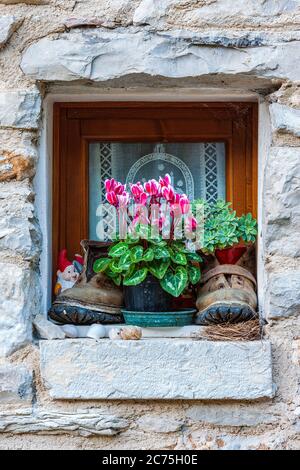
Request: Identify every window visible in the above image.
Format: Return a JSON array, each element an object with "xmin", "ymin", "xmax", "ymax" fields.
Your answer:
[{"xmin": 53, "ymin": 102, "xmax": 258, "ymax": 275}]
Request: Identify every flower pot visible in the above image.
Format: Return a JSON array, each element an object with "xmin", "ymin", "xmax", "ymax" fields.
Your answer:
[
  {"xmin": 121, "ymin": 308, "xmax": 197, "ymax": 327},
  {"xmin": 215, "ymin": 246, "xmax": 247, "ymax": 265},
  {"xmin": 123, "ymin": 274, "xmax": 173, "ymax": 312}
]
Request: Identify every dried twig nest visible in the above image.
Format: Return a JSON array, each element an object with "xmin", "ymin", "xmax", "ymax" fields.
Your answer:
[{"xmin": 193, "ymin": 318, "xmax": 264, "ymax": 342}]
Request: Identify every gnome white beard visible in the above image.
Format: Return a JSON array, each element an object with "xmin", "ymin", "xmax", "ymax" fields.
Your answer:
[{"xmin": 57, "ymin": 273, "xmax": 77, "ymax": 292}]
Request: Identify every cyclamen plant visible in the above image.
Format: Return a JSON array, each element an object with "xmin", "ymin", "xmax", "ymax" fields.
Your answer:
[{"xmin": 93, "ymin": 175, "xmax": 202, "ymax": 297}]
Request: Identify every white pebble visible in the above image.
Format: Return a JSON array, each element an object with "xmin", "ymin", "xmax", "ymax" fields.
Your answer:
[
  {"xmin": 61, "ymin": 324, "xmax": 78, "ymax": 338},
  {"xmin": 108, "ymin": 328, "xmax": 122, "ymax": 340},
  {"xmin": 86, "ymin": 324, "xmax": 106, "ymax": 341}
]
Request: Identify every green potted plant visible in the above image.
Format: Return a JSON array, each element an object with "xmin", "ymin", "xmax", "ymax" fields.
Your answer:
[
  {"xmin": 194, "ymin": 199, "xmax": 257, "ymax": 264},
  {"xmin": 93, "ymin": 175, "xmax": 202, "ymax": 327},
  {"xmin": 193, "ymin": 200, "xmax": 258, "ymax": 325}
]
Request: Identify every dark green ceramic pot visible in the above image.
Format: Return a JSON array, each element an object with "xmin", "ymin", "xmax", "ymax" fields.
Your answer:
[
  {"xmin": 121, "ymin": 308, "xmax": 197, "ymax": 327},
  {"xmin": 123, "ymin": 274, "xmax": 173, "ymax": 312}
]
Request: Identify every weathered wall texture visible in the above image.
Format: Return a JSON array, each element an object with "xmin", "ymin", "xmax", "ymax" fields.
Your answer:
[{"xmin": 0, "ymin": 0, "xmax": 299, "ymax": 450}]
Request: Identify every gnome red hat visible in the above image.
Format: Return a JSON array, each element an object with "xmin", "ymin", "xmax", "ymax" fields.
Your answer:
[
  {"xmin": 58, "ymin": 249, "xmax": 72, "ymax": 272},
  {"xmin": 74, "ymin": 254, "xmax": 84, "ymax": 266}
]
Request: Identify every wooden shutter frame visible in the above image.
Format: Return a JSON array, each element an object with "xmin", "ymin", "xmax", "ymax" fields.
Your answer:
[{"xmin": 53, "ymin": 101, "xmax": 258, "ymax": 278}]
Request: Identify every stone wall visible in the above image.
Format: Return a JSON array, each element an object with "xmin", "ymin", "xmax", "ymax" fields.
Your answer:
[{"xmin": 0, "ymin": 0, "xmax": 299, "ymax": 450}]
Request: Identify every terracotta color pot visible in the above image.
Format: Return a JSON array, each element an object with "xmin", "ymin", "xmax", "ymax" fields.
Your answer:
[{"xmin": 215, "ymin": 246, "xmax": 247, "ymax": 265}]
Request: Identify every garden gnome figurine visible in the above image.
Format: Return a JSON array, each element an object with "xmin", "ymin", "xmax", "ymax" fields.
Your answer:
[{"xmin": 54, "ymin": 249, "xmax": 83, "ymax": 296}]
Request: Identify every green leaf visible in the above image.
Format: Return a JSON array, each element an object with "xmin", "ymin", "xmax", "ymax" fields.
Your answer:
[
  {"xmin": 118, "ymin": 251, "xmax": 132, "ymax": 270},
  {"xmin": 125, "ymin": 234, "xmax": 140, "ymax": 244},
  {"xmin": 123, "ymin": 267, "xmax": 148, "ymax": 286},
  {"xmin": 148, "ymin": 237, "xmax": 167, "ymax": 247},
  {"xmin": 130, "ymin": 245, "xmax": 144, "ymax": 263},
  {"xmin": 186, "ymin": 252, "xmax": 203, "ymax": 262},
  {"xmin": 148, "ymin": 260, "xmax": 170, "ymax": 280},
  {"xmin": 111, "ymin": 274, "xmax": 122, "ymax": 286},
  {"xmin": 160, "ymin": 266, "xmax": 188, "ymax": 297},
  {"xmin": 170, "ymin": 251, "xmax": 187, "ymax": 265},
  {"xmin": 172, "ymin": 242, "xmax": 189, "ymax": 253},
  {"xmin": 135, "ymin": 223, "xmax": 149, "ymax": 239},
  {"xmin": 110, "ymin": 258, "xmax": 123, "ymax": 273},
  {"xmin": 105, "ymin": 268, "xmax": 117, "ymax": 279},
  {"xmin": 153, "ymin": 246, "xmax": 170, "ymax": 259},
  {"xmin": 108, "ymin": 242, "xmax": 129, "ymax": 258},
  {"xmin": 143, "ymin": 247, "xmax": 154, "ymax": 262},
  {"xmin": 93, "ymin": 257, "xmax": 111, "ymax": 273},
  {"xmin": 188, "ymin": 265, "xmax": 201, "ymax": 285}
]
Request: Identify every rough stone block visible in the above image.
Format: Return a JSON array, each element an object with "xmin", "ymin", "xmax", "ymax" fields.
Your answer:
[
  {"xmin": 0, "ymin": 16, "xmax": 22, "ymax": 50},
  {"xmin": 33, "ymin": 315, "xmax": 65, "ymax": 340},
  {"xmin": 133, "ymin": 0, "xmax": 168, "ymax": 26},
  {"xmin": 137, "ymin": 414, "xmax": 183, "ymax": 433},
  {"xmin": 40, "ymin": 339, "xmax": 273, "ymax": 400},
  {"xmin": 0, "ymin": 408, "xmax": 129, "ymax": 436},
  {"xmin": 133, "ymin": 0, "xmax": 300, "ymax": 30},
  {"xmin": 0, "ymin": 1, "xmax": 47, "ymax": 3},
  {"xmin": 270, "ymin": 103, "xmax": 300, "ymax": 137},
  {"xmin": 20, "ymin": 29, "xmax": 300, "ymax": 82},
  {"xmin": 264, "ymin": 147, "xmax": 300, "ymax": 258},
  {"xmin": 0, "ymin": 129, "xmax": 37, "ymax": 157},
  {"xmin": 0, "ymin": 151, "xmax": 35, "ymax": 182},
  {"xmin": 0, "ymin": 262, "xmax": 40, "ymax": 357},
  {"xmin": 0, "ymin": 89, "xmax": 41, "ymax": 130},
  {"xmin": 0, "ymin": 180, "xmax": 41, "ymax": 259},
  {"xmin": 268, "ymin": 271, "xmax": 300, "ymax": 319},
  {"xmin": 0, "ymin": 365, "xmax": 32, "ymax": 404},
  {"xmin": 185, "ymin": 404, "xmax": 279, "ymax": 427}
]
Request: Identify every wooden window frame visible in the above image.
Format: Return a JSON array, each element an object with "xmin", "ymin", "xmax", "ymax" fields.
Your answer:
[{"xmin": 53, "ymin": 101, "xmax": 258, "ymax": 276}]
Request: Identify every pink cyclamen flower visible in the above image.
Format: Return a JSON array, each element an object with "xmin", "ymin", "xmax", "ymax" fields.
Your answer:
[
  {"xmin": 130, "ymin": 183, "xmax": 148, "ymax": 205},
  {"xmin": 106, "ymin": 191, "xmax": 118, "ymax": 206},
  {"xmin": 179, "ymin": 195, "xmax": 190, "ymax": 214},
  {"xmin": 158, "ymin": 215, "xmax": 167, "ymax": 230},
  {"xmin": 132, "ymin": 206, "xmax": 150, "ymax": 226},
  {"xmin": 161, "ymin": 185, "xmax": 175, "ymax": 202},
  {"xmin": 172, "ymin": 193, "xmax": 181, "ymax": 204},
  {"xmin": 144, "ymin": 179, "xmax": 160, "ymax": 196},
  {"xmin": 114, "ymin": 183, "xmax": 126, "ymax": 195},
  {"xmin": 117, "ymin": 191, "xmax": 130, "ymax": 208},
  {"xmin": 139, "ymin": 192, "xmax": 148, "ymax": 205},
  {"xmin": 187, "ymin": 216, "xmax": 197, "ymax": 231},
  {"xmin": 159, "ymin": 174, "xmax": 172, "ymax": 188},
  {"xmin": 130, "ymin": 182, "xmax": 144, "ymax": 198},
  {"xmin": 105, "ymin": 178, "xmax": 117, "ymax": 193}
]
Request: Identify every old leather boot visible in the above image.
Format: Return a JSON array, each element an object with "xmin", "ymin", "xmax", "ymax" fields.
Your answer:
[
  {"xmin": 195, "ymin": 264, "xmax": 258, "ymax": 325},
  {"xmin": 48, "ymin": 240, "xmax": 124, "ymax": 325}
]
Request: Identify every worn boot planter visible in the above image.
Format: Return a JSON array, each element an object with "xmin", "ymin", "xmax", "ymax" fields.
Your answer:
[
  {"xmin": 195, "ymin": 264, "xmax": 258, "ymax": 325},
  {"xmin": 48, "ymin": 240, "xmax": 124, "ymax": 325},
  {"xmin": 122, "ymin": 274, "xmax": 196, "ymax": 327}
]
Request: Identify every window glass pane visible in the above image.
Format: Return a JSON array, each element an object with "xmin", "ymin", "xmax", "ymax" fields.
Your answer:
[{"xmin": 89, "ymin": 142, "xmax": 225, "ymax": 240}]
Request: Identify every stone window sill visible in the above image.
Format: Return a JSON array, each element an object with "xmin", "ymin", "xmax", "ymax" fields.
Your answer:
[{"xmin": 40, "ymin": 339, "xmax": 273, "ymax": 401}]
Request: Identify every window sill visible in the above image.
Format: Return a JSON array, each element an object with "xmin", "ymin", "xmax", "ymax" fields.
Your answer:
[{"xmin": 40, "ymin": 339, "xmax": 274, "ymax": 400}]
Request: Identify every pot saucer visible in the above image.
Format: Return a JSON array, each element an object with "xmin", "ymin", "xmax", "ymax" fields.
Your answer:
[{"xmin": 121, "ymin": 308, "xmax": 196, "ymax": 328}]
